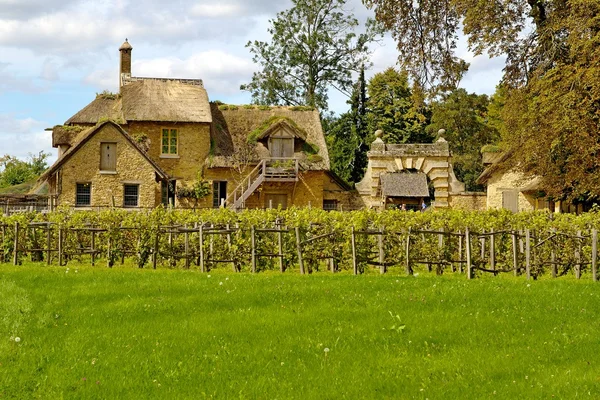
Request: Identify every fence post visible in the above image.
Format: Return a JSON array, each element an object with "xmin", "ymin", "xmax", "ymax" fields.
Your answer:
[
  {"xmin": 576, "ymin": 230, "xmax": 582, "ymax": 279},
  {"xmin": 184, "ymin": 224, "xmax": 190, "ymax": 269},
  {"xmin": 152, "ymin": 228, "xmax": 159, "ymax": 270},
  {"xmin": 13, "ymin": 222, "xmax": 19, "ymax": 266},
  {"xmin": 489, "ymin": 228, "xmax": 495, "ymax": 273},
  {"xmin": 198, "ymin": 224, "xmax": 204, "ymax": 273},
  {"xmin": 58, "ymin": 225, "xmax": 63, "ymax": 267},
  {"xmin": 351, "ymin": 227, "xmax": 358, "ymax": 275},
  {"xmin": 0, "ymin": 224, "xmax": 5, "ymax": 263},
  {"xmin": 251, "ymin": 225, "xmax": 256, "ymax": 273},
  {"xmin": 405, "ymin": 229, "xmax": 412, "ymax": 276},
  {"xmin": 458, "ymin": 230, "xmax": 463, "ymax": 273},
  {"xmin": 278, "ymin": 223, "xmax": 284, "ymax": 273},
  {"xmin": 46, "ymin": 223, "xmax": 52, "ymax": 265},
  {"xmin": 295, "ymin": 227, "xmax": 305, "ymax": 275},
  {"xmin": 512, "ymin": 231, "xmax": 519, "ymax": 276},
  {"xmin": 379, "ymin": 226, "xmax": 385, "ymax": 274},
  {"xmin": 465, "ymin": 227, "xmax": 472, "ymax": 279},
  {"xmin": 91, "ymin": 229, "xmax": 96, "ymax": 266},
  {"xmin": 525, "ymin": 229, "xmax": 531, "ymax": 280},
  {"xmin": 592, "ymin": 229, "xmax": 597, "ymax": 282}
]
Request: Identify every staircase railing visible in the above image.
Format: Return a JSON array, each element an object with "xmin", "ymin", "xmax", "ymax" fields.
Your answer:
[{"xmin": 225, "ymin": 158, "xmax": 299, "ymax": 210}]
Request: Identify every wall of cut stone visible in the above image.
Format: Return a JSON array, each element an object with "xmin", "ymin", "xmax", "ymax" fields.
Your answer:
[
  {"xmin": 448, "ymin": 192, "xmax": 487, "ymax": 211},
  {"xmin": 57, "ymin": 124, "xmax": 159, "ymax": 208},
  {"xmin": 126, "ymin": 122, "xmax": 211, "ymax": 207},
  {"xmin": 485, "ymin": 169, "xmax": 536, "ymax": 211}
]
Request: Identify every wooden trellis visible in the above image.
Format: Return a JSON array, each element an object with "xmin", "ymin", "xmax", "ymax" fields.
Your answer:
[{"xmin": 1, "ymin": 221, "xmax": 598, "ymax": 281}]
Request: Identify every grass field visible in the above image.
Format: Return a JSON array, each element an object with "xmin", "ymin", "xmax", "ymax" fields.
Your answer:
[{"xmin": 1, "ymin": 264, "xmax": 599, "ymax": 399}]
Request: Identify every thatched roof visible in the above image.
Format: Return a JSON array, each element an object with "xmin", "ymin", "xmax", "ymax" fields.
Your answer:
[
  {"xmin": 476, "ymin": 151, "xmax": 513, "ymax": 185},
  {"xmin": 381, "ymin": 172, "xmax": 429, "ymax": 198},
  {"xmin": 121, "ymin": 79, "xmax": 211, "ymax": 123},
  {"xmin": 40, "ymin": 121, "xmax": 169, "ymax": 183},
  {"xmin": 64, "ymin": 79, "xmax": 211, "ymax": 125},
  {"xmin": 65, "ymin": 96, "xmax": 123, "ymax": 125},
  {"xmin": 52, "ymin": 125, "xmax": 90, "ymax": 146},
  {"xmin": 207, "ymin": 104, "xmax": 330, "ymax": 171}
]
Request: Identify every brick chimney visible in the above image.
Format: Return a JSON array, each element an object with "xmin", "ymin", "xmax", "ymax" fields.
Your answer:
[{"xmin": 119, "ymin": 39, "xmax": 132, "ymax": 91}]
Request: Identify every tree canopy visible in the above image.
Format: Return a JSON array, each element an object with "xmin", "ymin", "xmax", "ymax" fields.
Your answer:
[
  {"xmin": 365, "ymin": 0, "xmax": 600, "ymax": 200},
  {"xmin": 366, "ymin": 68, "xmax": 430, "ymax": 144},
  {"xmin": 0, "ymin": 152, "xmax": 49, "ymax": 189},
  {"xmin": 426, "ymin": 89, "xmax": 499, "ymax": 191},
  {"xmin": 242, "ymin": 0, "xmax": 379, "ymax": 111}
]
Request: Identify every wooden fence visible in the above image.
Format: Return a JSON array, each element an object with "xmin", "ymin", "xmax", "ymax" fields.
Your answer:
[{"xmin": 0, "ymin": 221, "xmax": 597, "ymax": 280}]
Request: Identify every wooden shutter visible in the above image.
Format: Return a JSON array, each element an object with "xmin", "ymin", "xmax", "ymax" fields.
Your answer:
[
  {"xmin": 100, "ymin": 143, "xmax": 116, "ymax": 171},
  {"xmin": 502, "ymin": 190, "xmax": 518, "ymax": 213}
]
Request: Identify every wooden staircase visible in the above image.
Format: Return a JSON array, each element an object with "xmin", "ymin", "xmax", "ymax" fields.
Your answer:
[{"xmin": 226, "ymin": 158, "xmax": 299, "ymax": 210}]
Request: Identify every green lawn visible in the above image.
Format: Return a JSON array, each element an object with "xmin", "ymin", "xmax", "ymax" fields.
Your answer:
[{"xmin": 1, "ymin": 264, "xmax": 599, "ymax": 399}]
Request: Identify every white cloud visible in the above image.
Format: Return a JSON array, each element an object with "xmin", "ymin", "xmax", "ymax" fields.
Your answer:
[
  {"xmin": 190, "ymin": 4, "xmax": 242, "ymax": 18},
  {"xmin": 0, "ymin": 113, "xmax": 55, "ymax": 160}
]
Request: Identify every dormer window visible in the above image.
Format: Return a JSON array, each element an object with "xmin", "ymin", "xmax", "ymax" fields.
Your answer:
[
  {"xmin": 269, "ymin": 131, "xmax": 294, "ymax": 158},
  {"xmin": 161, "ymin": 128, "xmax": 178, "ymax": 155}
]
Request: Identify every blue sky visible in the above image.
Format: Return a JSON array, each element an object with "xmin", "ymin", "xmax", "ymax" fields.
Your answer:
[{"xmin": 0, "ymin": 0, "xmax": 504, "ymax": 165}]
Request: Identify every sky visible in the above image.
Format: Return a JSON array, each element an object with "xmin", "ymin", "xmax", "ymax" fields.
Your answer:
[{"xmin": 0, "ymin": 0, "xmax": 504, "ymax": 165}]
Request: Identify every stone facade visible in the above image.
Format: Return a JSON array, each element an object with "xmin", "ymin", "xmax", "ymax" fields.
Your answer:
[
  {"xmin": 484, "ymin": 169, "xmax": 537, "ymax": 212},
  {"xmin": 56, "ymin": 123, "xmax": 160, "ymax": 208},
  {"xmin": 356, "ymin": 137, "xmax": 468, "ymax": 210},
  {"xmin": 448, "ymin": 192, "xmax": 487, "ymax": 211},
  {"xmin": 126, "ymin": 121, "xmax": 211, "ymax": 207}
]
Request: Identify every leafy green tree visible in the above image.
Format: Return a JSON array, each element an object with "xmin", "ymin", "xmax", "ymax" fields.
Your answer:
[
  {"xmin": 326, "ymin": 66, "xmax": 369, "ymax": 184},
  {"xmin": 426, "ymin": 89, "xmax": 499, "ymax": 191},
  {"xmin": 366, "ymin": 68, "xmax": 431, "ymax": 144},
  {"xmin": 241, "ymin": 0, "xmax": 379, "ymax": 111},
  {"xmin": 366, "ymin": 0, "xmax": 600, "ymax": 200},
  {"xmin": 0, "ymin": 152, "xmax": 50, "ymax": 188}
]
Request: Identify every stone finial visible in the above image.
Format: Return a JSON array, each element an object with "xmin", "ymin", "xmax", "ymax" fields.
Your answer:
[
  {"xmin": 371, "ymin": 129, "xmax": 385, "ymax": 151},
  {"xmin": 436, "ymin": 128, "xmax": 447, "ymax": 142}
]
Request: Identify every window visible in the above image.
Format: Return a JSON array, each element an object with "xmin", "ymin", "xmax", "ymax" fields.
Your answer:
[
  {"xmin": 76, "ymin": 183, "xmax": 91, "ymax": 207},
  {"xmin": 213, "ymin": 181, "xmax": 227, "ymax": 208},
  {"xmin": 323, "ymin": 199, "xmax": 338, "ymax": 211},
  {"xmin": 161, "ymin": 128, "xmax": 178, "ymax": 155},
  {"xmin": 123, "ymin": 184, "xmax": 139, "ymax": 207},
  {"xmin": 100, "ymin": 142, "xmax": 116, "ymax": 171}
]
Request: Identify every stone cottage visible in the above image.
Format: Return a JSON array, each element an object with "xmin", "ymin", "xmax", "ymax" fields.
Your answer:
[{"xmin": 39, "ymin": 40, "xmax": 348, "ymax": 210}]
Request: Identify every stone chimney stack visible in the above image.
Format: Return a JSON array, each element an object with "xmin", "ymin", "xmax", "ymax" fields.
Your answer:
[{"xmin": 119, "ymin": 39, "xmax": 132, "ymax": 91}]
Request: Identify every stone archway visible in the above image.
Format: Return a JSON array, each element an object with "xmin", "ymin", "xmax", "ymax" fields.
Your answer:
[{"xmin": 355, "ymin": 137, "xmax": 465, "ymax": 209}]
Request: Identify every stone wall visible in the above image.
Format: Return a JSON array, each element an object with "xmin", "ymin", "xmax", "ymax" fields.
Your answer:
[
  {"xmin": 127, "ymin": 122, "xmax": 211, "ymax": 207},
  {"xmin": 57, "ymin": 123, "xmax": 159, "ymax": 208},
  {"xmin": 485, "ymin": 169, "xmax": 536, "ymax": 211},
  {"xmin": 356, "ymin": 138, "xmax": 465, "ymax": 209},
  {"xmin": 448, "ymin": 192, "xmax": 487, "ymax": 211}
]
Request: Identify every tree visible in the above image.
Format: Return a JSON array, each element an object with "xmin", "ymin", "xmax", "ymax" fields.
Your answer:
[
  {"xmin": 0, "ymin": 152, "xmax": 50, "ymax": 188},
  {"xmin": 366, "ymin": 68, "xmax": 431, "ymax": 144},
  {"xmin": 326, "ymin": 66, "xmax": 370, "ymax": 184},
  {"xmin": 365, "ymin": 0, "xmax": 600, "ymax": 200},
  {"xmin": 426, "ymin": 89, "xmax": 499, "ymax": 191},
  {"xmin": 363, "ymin": 0, "xmax": 566, "ymax": 92},
  {"xmin": 241, "ymin": 0, "xmax": 379, "ymax": 111}
]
